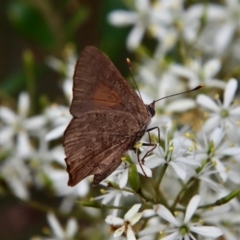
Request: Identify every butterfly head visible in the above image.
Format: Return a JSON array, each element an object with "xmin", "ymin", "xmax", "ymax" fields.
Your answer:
[{"xmin": 145, "ymin": 101, "xmax": 155, "ymax": 118}]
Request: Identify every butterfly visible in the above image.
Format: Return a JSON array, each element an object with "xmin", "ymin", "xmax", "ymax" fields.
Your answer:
[{"xmin": 63, "ymin": 46, "xmax": 203, "ymax": 186}]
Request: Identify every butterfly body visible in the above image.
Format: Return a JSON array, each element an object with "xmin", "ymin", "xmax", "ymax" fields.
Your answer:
[{"xmin": 64, "ymin": 46, "xmax": 153, "ymax": 186}]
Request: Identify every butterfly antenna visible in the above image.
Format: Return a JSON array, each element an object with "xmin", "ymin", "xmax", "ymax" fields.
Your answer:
[
  {"xmin": 155, "ymin": 84, "xmax": 205, "ymax": 103},
  {"xmin": 126, "ymin": 58, "xmax": 143, "ymax": 102}
]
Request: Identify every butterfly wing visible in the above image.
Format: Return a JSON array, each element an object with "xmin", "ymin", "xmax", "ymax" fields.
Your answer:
[
  {"xmin": 70, "ymin": 46, "xmax": 149, "ymax": 125},
  {"xmin": 64, "ymin": 110, "xmax": 140, "ymax": 186}
]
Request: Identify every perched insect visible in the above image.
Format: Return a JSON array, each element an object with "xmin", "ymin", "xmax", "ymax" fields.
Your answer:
[{"xmin": 63, "ymin": 46, "xmax": 203, "ymax": 186}]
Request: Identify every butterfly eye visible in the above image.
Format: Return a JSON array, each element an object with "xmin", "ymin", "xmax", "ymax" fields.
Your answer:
[{"xmin": 146, "ymin": 102, "xmax": 155, "ymax": 117}]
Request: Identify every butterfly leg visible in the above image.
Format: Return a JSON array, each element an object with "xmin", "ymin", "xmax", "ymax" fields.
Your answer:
[
  {"xmin": 137, "ymin": 143, "xmax": 157, "ymax": 178},
  {"xmin": 146, "ymin": 126, "xmax": 160, "ymax": 144}
]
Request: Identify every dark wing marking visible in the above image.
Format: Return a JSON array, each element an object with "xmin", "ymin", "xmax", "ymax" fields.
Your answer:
[
  {"xmin": 70, "ymin": 46, "xmax": 149, "ymax": 125},
  {"xmin": 63, "ymin": 110, "xmax": 140, "ymax": 186}
]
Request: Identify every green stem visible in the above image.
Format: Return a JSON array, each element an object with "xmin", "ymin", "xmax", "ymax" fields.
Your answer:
[
  {"xmin": 23, "ymin": 50, "xmax": 36, "ymax": 115},
  {"xmin": 154, "ymin": 163, "xmax": 168, "ymax": 193},
  {"xmin": 171, "ymin": 177, "xmax": 195, "ymax": 210},
  {"xmin": 198, "ymin": 189, "xmax": 240, "ymax": 209}
]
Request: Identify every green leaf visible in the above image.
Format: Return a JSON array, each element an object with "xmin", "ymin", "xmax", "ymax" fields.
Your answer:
[
  {"xmin": 7, "ymin": 2, "xmax": 55, "ymax": 50},
  {"xmin": 128, "ymin": 163, "xmax": 140, "ymax": 192},
  {"xmin": 65, "ymin": 7, "xmax": 89, "ymax": 39}
]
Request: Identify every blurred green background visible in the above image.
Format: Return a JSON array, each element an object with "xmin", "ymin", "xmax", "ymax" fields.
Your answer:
[
  {"xmin": 0, "ymin": 1, "xmax": 133, "ymax": 239},
  {"xmin": 0, "ymin": 0, "xmax": 133, "ymax": 104}
]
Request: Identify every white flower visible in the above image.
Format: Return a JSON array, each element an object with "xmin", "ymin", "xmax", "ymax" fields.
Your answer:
[
  {"xmin": 197, "ymin": 78, "xmax": 240, "ymax": 132},
  {"xmin": 152, "ymin": 135, "xmax": 200, "ymax": 180},
  {"xmin": 45, "ymin": 104, "xmax": 71, "ymax": 141},
  {"xmin": 192, "ymin": 162, "xmax": 224, "ymax": 192},
  {"xmin": 0, "ymin": 154, "xmax": 31, "ymax": 200},
  {"xmin": 0, "ymin": 92, "xmax": 46, "ymax": 154},
  {"xmin": 108, "ymin": 149, "xmax": 162, "ymax": 189},
  {"xmin": 108, "ymin": 0, "xmax": 161, "ymax": 50},
  {"xmin": 106, "ymin": 204, "xmax": 142, "ymax": 240},
  {"xmin": 154, "ymin": 195, "xmax": 223, "ymax": 239},
  {"xmin": 41, "ymin": 146, "xmax": 90, "ymax": 212},
  {"xmin": 46, "ymin": 46, "xmax": 76, "ymax": 103},
  {"xmin": 42, "ymin": 213, "xmax": 78, "ymax": 240},
  {"xmin": 138, "ymin": 57, "xmax": 198, "ymax": 112},
  {"xmin": 170, "ymin": 58, "xmax": 225, "ymax": 89},
  {"xmin": 194, "ymin": 127, "xmax": 240, "ymax": 183},
  {"xmin": 95, "ymin": 189, "xmax": 133, "ymax": 216},
  {"xmin": 199, "ymin": 0, "xmax": 240, "ymax": 55}
]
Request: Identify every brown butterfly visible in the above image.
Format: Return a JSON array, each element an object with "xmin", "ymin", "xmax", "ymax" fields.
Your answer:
[{"xmin": 63, "ymin": 46, "xmax": 203, "ymax": 187}]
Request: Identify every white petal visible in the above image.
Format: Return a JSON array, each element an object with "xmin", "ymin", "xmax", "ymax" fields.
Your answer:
[
  {"xmin": 124, "ymin": 204, "xmax": 141, "ymax": 221},
  {"xmin": 0, "ymin": 107, "xmax": 16, "ymax": 124},
  {"xmin": 144, "ymin": 158, "xmax": 163, "ymax": 168},
  {"xmin": 160, "ymin": 231, "xmax": 180, "ymax": 240},
  {"xmin": 74, "ymin": 179, "xmax": 89, "ymax": 197},
  {"xmin": 210, "ymin": 128, "xmax": 224, "ymax": 147},
  {"xmin": 215, "ymin": 23, "xmax": 235, "ymax": 54},
  {"xmin": 0, "ymin": 127, "xmax": 14, "ymax": 146},
  {"xmin": 190, "ymin": 226, "xmax": 223, "ymax": 237},
  {"xmin": 141, "ymin": 209, "xmax": 155, "ymax": 218},
  {"xmin": 127, "ymin": 25, "xmax": 145, "ymax": 50},
  {"xmin": 136, "ymin": 164, "xmax": 152, "ymax": 177},
  {"xmin": 169, "ymin": 161, "xmax": 186, "ymax": 180},
  {"xmin": 7, "ymin": 176, "xmax": 29, "ymax": 200},
  {"xmin": 212, "ymin": 158, "xmax": 227, "ymax": 182},
  {"xmin": 108, "ymin": 11, "xmax": 137, "ymax": 26},
  {"xmin": 66, "ymin": 218, "xmax": 78, "ymax": 237},
  {"xmin": 231, "ymin": 106, "xmax": 240, "ymax": 116},
  {"xmin": 119, "ymin": 169, "xmax": 128, "ymax": 189},
  {"xmin": 113, "ymin": 226, "xmax": 125, "ymax": 237},
  {"xmin": 197, "ymin": 95, "xmax": 219, "ymax": 112},
  {"xmin": 166, "ymin": 99, "xmax": 196, "ymax": 112},
  {"xmin": 130, "ymin": 212, "xmax": 142, "ymax": 226},
  {"xmin": 223, "ymin": 78, "xmax": 238, "ymax": 108},
  {"xmin": 136, "ymin": 0, "xmax": 149, "ymax": 11},
  {"xmin": 47, "ymin": 213, "xmax": 64, "ymax": 238},
  {"xmin": 175, "ymin": 157, "xmax": 200, "ymax": 166},
  {"xmin": 105, "ymin": 215, "xmax": 124, "ymax": 226},
  {"xmin": 203, "ymin": 116, "xmax": 220, "ymax": 132},
  {"xmin": 183, "ymin": 195, "xmax": 201, "ymax": 223},
  {"xmin": 203, "ymin": 59, "xmax": 221, "ymax": 78},
  {"xmin": 24, "ymin": 116, "xmax": 46, "ymax": 130},
  {"xmin": 206, "ymin": 79, "xmax": 226, "ymax": 89},
  {"xmin": 45, "ymin": 124, "xmax": 67, "ymax": 141},
  {"xmin": 153, "ymin": 145, "xmax": 165, "ymax": 158},
  {"xmin": 154, "ymin": 204, "xmax": 180, "ymax": 226},
  {"xmin": 126, "ymin": 226, "xmax": 136, "ymax": 240},
  {"xmin": 221, "ymin": 147, "xmax": 240, "ymax": 155},
  {"xmin": 227, "ymin": 169, "xmax": 240, "ymax": 184},
  {"xmin": 18, "ymin": 92, "xmax": 30, "ymax": 117},
  {"xmin": 16, "ymin": 131, "xmax": 32, "ymax": 157}
]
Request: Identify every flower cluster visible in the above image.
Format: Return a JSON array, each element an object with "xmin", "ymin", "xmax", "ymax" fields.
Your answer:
[{"xmin": 1, "ymin": 0, "xmax": 240, "ymax": 239}]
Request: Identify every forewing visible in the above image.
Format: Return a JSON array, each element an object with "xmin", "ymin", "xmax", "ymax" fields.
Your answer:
[
  {"xmin": 70, "ymin": 46, "xmax": 149, "ymax": 124},
  {"xmin": 63, "ymin": 110, "xmax": 139, "ymax": 186}
]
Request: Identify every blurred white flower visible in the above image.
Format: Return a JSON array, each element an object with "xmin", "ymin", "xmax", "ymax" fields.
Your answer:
[
  {"xmin": 195, "ymin": 127, "xmax": 240, "ymax": 183},
  {"xmin": 171, "ymin": 58, "xmax": 226, "ymax": 89},
  {"xmin": 41, "ymin": 145, "xmax": 90, "ymax": 212},
  {"xmin": 0, "ymin": 92, "xmax": 46, "ymax": 154},
  {"xmin": 46, "ymin": 48, "xmax": 76, "ymax": 103},
  {"xmin": 152, "ymin": 134, "xmax": 200, "ymax": 180},
  {"xmin": 0, "ymin": 154, "xmax": 31, "ymax": 200},
  {"xmin": 95, "ymin": 189, "xmax": 133, "ymax": 216},
  {"xmin": 197, "ymin": 78, "xmax": 240, "ymax": 132},
  {"xmin": 106, "ymin": 204, "xmax": 142, "ymax": 240},
  {"xmin": 44, "ymin": 213, "xmax": 78, "ymax": 240},
  {"xmin": 108, "ymin": 148, "xmax": 162, "ymax": 189},
  {"xmin": 45, "ymin": 104, "xmax": 71, "ymax": 141},
  {"xmin": 154, "ymin": 195, "xmax": 223, "ymax": 239},
  {"xmin": 108, "ymin": 0, "xmax": 162, "ymax": 50}
]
